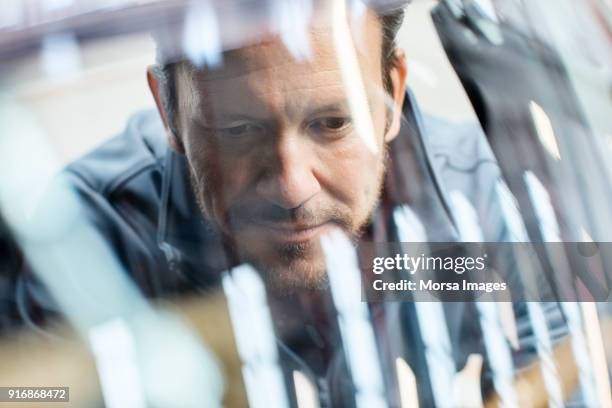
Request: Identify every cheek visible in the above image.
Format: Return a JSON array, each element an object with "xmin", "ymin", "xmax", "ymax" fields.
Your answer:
[
  {"xmin": 317, "ymin": 138, "xmax": 384, "ymax": 211},
  {"xmin": 184, "ymin": 134, "xmax": 255, "ymax": 218}
]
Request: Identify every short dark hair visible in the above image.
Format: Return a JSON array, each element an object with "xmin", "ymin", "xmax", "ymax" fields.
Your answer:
[{"xmin": 153, "ymin": 7, "xmax": 405, "ymax": 136}]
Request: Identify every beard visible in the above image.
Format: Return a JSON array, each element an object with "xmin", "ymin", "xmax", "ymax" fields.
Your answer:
[{"xmin": 185, "ymin": 150, "xmax": 387, "ymax": 294}]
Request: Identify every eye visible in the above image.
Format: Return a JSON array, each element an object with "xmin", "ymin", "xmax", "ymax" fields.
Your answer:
[
  {"xmin": 308, "ymin": 116, "xmax": 351, "ymax": 135},
  {"xmin": 219, "ymin": 123, "xmax": 265, "ymax": 138}
]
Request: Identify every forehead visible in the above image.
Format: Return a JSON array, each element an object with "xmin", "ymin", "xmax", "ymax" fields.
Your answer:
[{"xmin": 174, "ymin": 9, "xmax": 384, "ymax": 117}]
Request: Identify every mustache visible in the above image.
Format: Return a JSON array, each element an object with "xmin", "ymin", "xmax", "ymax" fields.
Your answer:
[
  {"xmin": 225, "ymin": 201, "xmax": 351, "ymax": 229},
  {"xmin": 187, "ymin": 166, "xmax": 352, "ymax": 232}
]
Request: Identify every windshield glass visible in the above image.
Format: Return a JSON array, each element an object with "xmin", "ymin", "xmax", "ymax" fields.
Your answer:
[{"xmin": 0, "ymin": 1, "xmax": 611, "ymax": 407}]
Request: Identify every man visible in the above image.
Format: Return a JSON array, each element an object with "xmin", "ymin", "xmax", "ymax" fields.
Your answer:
[
  {"xmin": 147, "ymin": 2, "xmax": 409, "ymax": 293},
  {"xmin": 12, "ymin": 1, "xmax": 569, "ymax": 406},
  {"xmin": 25, "ymin": 1, "xmax": 428, "ymax": 298}
]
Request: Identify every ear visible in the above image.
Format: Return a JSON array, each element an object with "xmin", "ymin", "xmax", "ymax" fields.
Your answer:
[
  {"xmin": 147, "ymin": 66, "xmax": 185, "ymax": 154},
  {"xmin": 383, "ymin": 49, "xmax": 408, "ymax": 143}
]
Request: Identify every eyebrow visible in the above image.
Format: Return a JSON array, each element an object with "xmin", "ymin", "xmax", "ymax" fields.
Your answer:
[
  {"xmin": 191, "ymin": 114, "xmax": 258, "ymax": 129},
  {"xmin": 196, "ymin": 100, "xmax": 353, "ymax": 127},
  {"xmin": 304, "ymin": 101, "xmax": 351, "ymax": 118}
]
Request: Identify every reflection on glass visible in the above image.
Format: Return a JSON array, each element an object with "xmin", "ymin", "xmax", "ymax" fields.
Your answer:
[{"xmin": 0, "ymin": 1, "xmax": 610, "ymax": 407}]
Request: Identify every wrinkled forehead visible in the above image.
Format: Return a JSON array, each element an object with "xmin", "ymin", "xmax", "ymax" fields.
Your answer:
[
  {"xmin": 165, "ymin": 2, "xmax": 384, "ymax": 81},
  {"xmin": 193, "ymin": 33, "xmax": 338, "ymax": 82},
  {"xmin": 173, "ymin": 14, "xmax": 386, "ymax": 126},
  {"xmin": 174, "ymin": 7, "xmax": 384, "ymax": 96}
]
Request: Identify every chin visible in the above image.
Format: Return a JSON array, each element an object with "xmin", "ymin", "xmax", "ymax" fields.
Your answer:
[
  {"xmin": 240, "ymin": 242, "xmax": 330, "ymax": 294},
  {"xmin": 229, "ymin": 218, "xmax": 372, "ymax": 294}
]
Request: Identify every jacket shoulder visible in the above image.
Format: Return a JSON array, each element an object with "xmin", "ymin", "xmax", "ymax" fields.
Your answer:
[
  {"xmin": 422, "ymin": 114, "xmax": 496, "ymax": 170},
  {"xmin": 420, "ymin": 113, "xmax": 504, "ymax": 241},
  {"xmin": 60, "ymin": 109, "xmax": 173, "ymax": 295},
  {"xmin": 65, "ymin": 109, "xmax": 168, "ymax": 196}
]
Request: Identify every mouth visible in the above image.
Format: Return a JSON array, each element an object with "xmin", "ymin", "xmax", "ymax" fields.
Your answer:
[{"xmin": 248, "ymin": 220, "xmax": 333, "ymax": 244}]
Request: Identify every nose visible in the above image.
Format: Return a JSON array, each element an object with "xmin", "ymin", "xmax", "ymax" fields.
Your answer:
[{"xmin": 256, "ymin": 134, "xmax": 321, "ymax": 209}]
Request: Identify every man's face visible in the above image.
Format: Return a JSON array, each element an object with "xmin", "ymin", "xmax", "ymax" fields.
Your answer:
[{"xmin": 152, "ymin": 10, "xmax": 406, "ymax": 291}]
